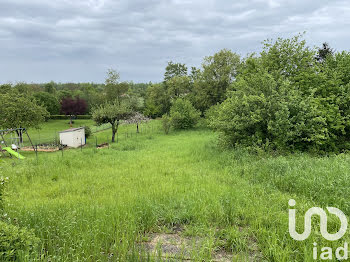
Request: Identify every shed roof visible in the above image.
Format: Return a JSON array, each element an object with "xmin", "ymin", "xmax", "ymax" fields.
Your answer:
[{"xmin": 59, "ymin": 127, "xmax": 84, "ymax": 133}]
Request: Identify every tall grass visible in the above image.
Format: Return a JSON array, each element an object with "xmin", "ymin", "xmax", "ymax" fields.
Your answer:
[{"xmin": 1, "ymin": 125, "xmax": 349, "ymax": 261}]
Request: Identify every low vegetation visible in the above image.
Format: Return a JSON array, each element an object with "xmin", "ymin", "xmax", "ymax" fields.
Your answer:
[{"xmin": 0, "ymin": 126, "xmax": 349, "ymax": 261}]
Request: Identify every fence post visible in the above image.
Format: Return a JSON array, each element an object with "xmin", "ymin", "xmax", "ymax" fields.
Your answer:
[{"xmin": 35, "ymin": 144, "xmax": 38, "ymax": 164}]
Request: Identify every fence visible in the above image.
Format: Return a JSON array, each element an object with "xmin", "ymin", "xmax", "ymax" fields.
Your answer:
[{"xmin": 0, "ymin": 121, "xmax": 160, "ymax": 149}]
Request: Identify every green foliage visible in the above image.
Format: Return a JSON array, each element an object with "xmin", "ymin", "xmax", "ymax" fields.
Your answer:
[
  {"xmin": 192, "ymin": 49, "xmax": 240, "ymax": 112},
  {"xmin": 33, "ymin": 92, "xmax": 60, "ymax": 115},
  {"xmin": 170, "ymin": 99, "xmax": 200, "ymax": 129},
  {"xmin": 164, "ymin": 61, "xmax": 188, "ymax": 82},
  {"xmin": 0, "ymin": 221, "xmax": 39, "ymax": 261},
  {"xmin": 44, "ymin": 81, "xmax": 57, "ymax": 94},
  {"xmin": 0, "ymin": 84, "xmax": 12, "ymax": 94},
  {"xmin": 84, "ymin": 126, "xmax": 92, "ymax": 138},
  {"xmin": 161, "ymin": 114, "xmax": 171, "ymax": 134},
  {"xmin": 104, "ymin": 69, "xmax": 130, "ymax": 103},
  {"xmin": 49, "ymin": 115, "xmax": 92, "ymax": 120},
  {"xmin": 0, "ymin": 178, "xmax": 38, "ymax": 261},
  {"xmin": 5, "ymin": 127, "xmax": 350, "ymax": 260},
  {"xmin": 166, "ymin": 75, "xmax": 192, "ymax": 100},
  {"xmin": 106, "ymin": 82, "xmax": 130, "ymax": 102},
  {"xmin": 92, "ymin": 101, "xmax": 134, "ymax": 142},
  {"xmin": 0, "ymin": 92, "xmax": 49, "ymax": 129},
  {"xmin": 316, "ymin": 42, "xmax": 334, "ymax": 63},
  {"xmin": 0, "ymin": 177, "xmax": 8, "ymax": 211},
  {"xmin": 144, "ymin": 83, "xmax": 170, "ymax": 118},
  {"xmin": 208, "ymin": 35, "xmax": 350, "ymax": 153}
]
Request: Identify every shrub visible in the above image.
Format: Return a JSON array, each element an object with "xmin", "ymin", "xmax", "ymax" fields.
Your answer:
[
  {"xmin": 84, "ymin": 126, "xmax": 92, "ymax": 138},
  {"xmin": 207, "ymin": 36, "xmax": 350, "ymax": 153},
  {"xmin": 49, "ymin": 115, "xmax": 92, "ymax": 120},
  {"xmin": 207, "ymin": 69, "xmax": 327, "ymax": 151},
  {"xmin": 0, "ymin": 177, "xmax": 8, "ymax": 210},
  {"xmin": 0, "ymin": 177, "xmax": 39, "ymax": 260},
  {"xmin": 170, "ymin": 99, "xmax": 200, "ymax": 129},
  {"xmin": 0, "ymin": 221, "xmax": 39, "ymax": 261},
  {"xmin": 161, "ymin": 114, "xmax": 171, "ymax": 134}
]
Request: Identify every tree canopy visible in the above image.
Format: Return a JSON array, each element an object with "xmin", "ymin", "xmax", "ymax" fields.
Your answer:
[
  {"xmin": 207, "ymin": 35, "xmax": 350, "ymax": 153},
  {"xmin": 92, "ymin": 100, "xmax": 134, "ymax": 142},
  {"xmin": 0, "ymin": 92, "xmax": 48, "ymax": 130}
]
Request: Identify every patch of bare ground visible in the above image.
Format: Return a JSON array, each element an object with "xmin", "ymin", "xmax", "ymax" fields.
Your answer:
[
  {"xmin": 142, "ymin": 227, "xmax": 264, "ymax": 261},
  {"xmin": 97, "ymin": 143, "xmax": 109, "ymax": 149},
  {"xmin": 21, "ymin": 146, "xmax": 60, "ymax": 152}
]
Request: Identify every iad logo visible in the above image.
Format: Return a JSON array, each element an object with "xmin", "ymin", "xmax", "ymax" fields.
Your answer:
[
  {"xmin": 288, "ymin": 199, "xmax": 347, "ymax": 241},
  {"xmin": 288, "ymin": 199, "xmax": 348, "ymax": 260}
]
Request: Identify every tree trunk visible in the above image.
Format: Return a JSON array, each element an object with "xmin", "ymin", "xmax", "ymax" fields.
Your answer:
[
  {"xmin": 70, "ymin": 115, "xmax": 73, "ymax": 127},
  {"xmin": 111, "ymin": 120, "xmax": 119, "ymax": 142},
  {"xmin": 137, "ymin": 123, "xmax": 139, "ymax": 133}
]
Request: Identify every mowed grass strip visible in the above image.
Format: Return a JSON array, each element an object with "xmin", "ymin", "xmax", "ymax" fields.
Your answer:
[{"xmin": 2, "ymin": 127, "xmax": 349, "ymax": 261}]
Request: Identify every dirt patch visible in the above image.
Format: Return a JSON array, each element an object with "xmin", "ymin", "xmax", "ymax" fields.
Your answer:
[
  {"xmin": 143, "ymin": 232, "xmax": 234, "ymax": 261},
  {"xmin": 97, "ymin": 143, "xmax": 109, "ymax": 149},
  {"xmin": 21, "ymin": 146, "xmax": 60, "ymax": 152},
  {"xmin": 142, "ymin": 225, "xmax": 264, "ymax": 261}
]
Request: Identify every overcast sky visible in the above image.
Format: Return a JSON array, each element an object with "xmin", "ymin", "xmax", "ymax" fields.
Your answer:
[{"xmin": 0, "ymin": 0, "xmax": 349, "ymax": 84}]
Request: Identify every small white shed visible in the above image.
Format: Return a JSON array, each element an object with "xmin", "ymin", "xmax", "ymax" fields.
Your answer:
[{"xmin": 59, "ymin": 127, "xmax": 85, "ymax": 148}]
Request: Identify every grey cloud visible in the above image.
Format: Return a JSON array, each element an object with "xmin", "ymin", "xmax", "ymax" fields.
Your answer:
[{"xmin": 0, "ymin": 0, "xmax": 349, "ymax": 83}]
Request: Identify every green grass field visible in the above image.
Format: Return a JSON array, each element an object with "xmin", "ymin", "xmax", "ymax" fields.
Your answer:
[
  {"xmin": 1, "ymin": 121, "xmax": 350, "ymax": 261},
  {"xmin": 0, "ymin": 119, "xmax": 157, "ymax": 148}
]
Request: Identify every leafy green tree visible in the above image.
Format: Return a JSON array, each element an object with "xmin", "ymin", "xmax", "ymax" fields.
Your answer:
[
  {"xmin": 0, "ymin": 84, "xmax": 12, "ymax": 94},
  {"xmin": 207, "ymin": 61, "xmax": 327, "ymax": 151},
  {"xmin": 0, "ymin": 92, "xmax": 48, "ymax": 142},
  {"xmin": 166, "ymin": 75, "xmax": 192, "ymax": 100},
  {"xmin": 33, "ymin": 92, "xmax": 60, "ymax": 115},
  {"xmin": 164, "ymin": 62, "xmax": 188, "ymax": 82},
  {"xmin": 144, "ymin": 83, "xmax": 170, "ymax": 118},
  {"xmin": 316, "ymin": 42, "xmax": 334, "ymax": 63},
  {"xmin": 170, "ymin": 99, "xmax": 200, "ymax": 129},
  {"xmin": 207, "ymin": 35, "xmax": 350, "ymax": 153},
  {"xmin": 92, "ymin": 101, "xmax": 134, "ymax": 142},
  {"xmin": 57, "ymin": 89, "xmax": 73, "ymax": 101},
  {"xmin": 190, "ymin": 67, "xmax": 201, "ymax": 82},
  {"xmin": 44, "ymin": 81, "xmax": 57, "ymax": 94},
  {"xmin": 13, "ymin": 82, "xmax": 33, "ymax": 96},
  {"xmin": 104, "ymin": 69, "xmax": 129, "ymax": 102},
  {"xmin": 192, "ymin": 49, "xmax": 240, "ymax": 112}
]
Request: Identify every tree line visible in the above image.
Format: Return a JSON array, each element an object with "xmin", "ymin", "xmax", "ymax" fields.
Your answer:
[{"xmin": 1, "ymin": 34, "xmax": 349, "ymax": 152}]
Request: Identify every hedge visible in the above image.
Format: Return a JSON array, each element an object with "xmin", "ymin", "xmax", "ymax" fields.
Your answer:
[{"xmin": 49, "ymin": 115, "xmax": 92, "ymax": 120}]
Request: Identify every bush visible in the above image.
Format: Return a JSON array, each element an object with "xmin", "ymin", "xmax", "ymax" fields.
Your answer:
[
  {"xmin": 170, "ymin": 99, "xmax": 200, "ymax": 129},
  {"xmin": 0, "ymin": 178, "xmax": 39, "ymax": 260},
  {"xmin": 207, "ymin": 36, "xmax": 350, "ymax": 153},
  {"xmin": 161, "ymin": 114, "xmax": 171, "ymax": 134},
  {"xmin": 207, "ymin": 69, "xmax": 326, "ymax": 151},
  {"xmin": 0, "ymin": 221, "xmax": 39, "ymax": 261},
  {"xmin": 84, "ymin": 126, "xmax": 92, "ymax": 138},
  {"xmin": 0, "ymin": 177, "xmax": 8, "ymax": 211},
  {"xmin": 49, "ymin": 115, "xmax": 92, "ymax": 120}
]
